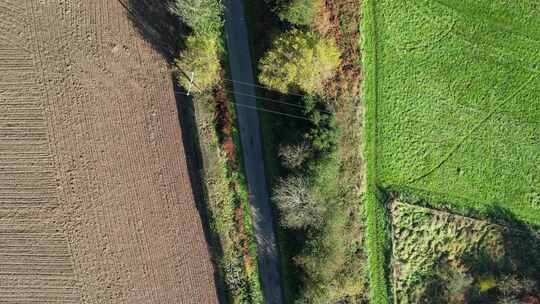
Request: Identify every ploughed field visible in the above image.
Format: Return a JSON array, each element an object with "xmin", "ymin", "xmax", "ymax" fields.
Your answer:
[
  {"xmin": 369, "ymin": 0, "xmax": 540, "ymax": 224},
  {"xmin": 0, "ymin": 0, "xmax": 217, "ymax": 303}
]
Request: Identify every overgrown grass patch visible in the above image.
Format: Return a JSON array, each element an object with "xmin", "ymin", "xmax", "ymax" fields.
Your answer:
[{"xmin": 389, "ymin": 201, "xmax": 540, "ymax": 303}]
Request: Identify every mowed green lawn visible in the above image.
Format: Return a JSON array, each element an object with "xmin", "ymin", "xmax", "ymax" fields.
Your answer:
[{"xmin": 371, "ymin": 0, "xmax": 540, "ymax": 225}]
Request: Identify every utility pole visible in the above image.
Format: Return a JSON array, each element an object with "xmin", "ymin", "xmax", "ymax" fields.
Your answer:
[{"xmin": 186, "ymin": 71, "xmax": 195, "ymax": 96}]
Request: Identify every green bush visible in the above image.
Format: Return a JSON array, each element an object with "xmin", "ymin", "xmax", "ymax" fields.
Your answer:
[
  {"xmin": 305, "ymin": 111, "xmax": 338, "ymax": 153},
  {"xmin": 169, "ymin": 0, "xmax": 222, "ymax": 35},
  {"xmin": 258, "ymin": 29, "xmax": 340, "ymax": 94},
  {"xmin": 301, "ymin": 95, "xmax": 339, "ymax": 153},
  {"xmin": 278, "ymin": 0, "xmax": 317, "ymax": 26},
  {"xmin": 175, "ymin": 33, "xmax": 220, "ymax": 93}
]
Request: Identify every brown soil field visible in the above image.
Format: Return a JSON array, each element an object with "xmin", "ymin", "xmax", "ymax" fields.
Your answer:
[{"xmin": 0, "ymin": 0, "xmax": 218, "ymax": 303}]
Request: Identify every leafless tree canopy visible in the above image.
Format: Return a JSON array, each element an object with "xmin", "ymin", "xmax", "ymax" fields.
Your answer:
[
  {"xmin": 278, "ymin": 141, "xmax": 312, "ymax": 170},
  {"xmin": 272, "ymin": 175, "xmax": 325, "ymax": 229}
]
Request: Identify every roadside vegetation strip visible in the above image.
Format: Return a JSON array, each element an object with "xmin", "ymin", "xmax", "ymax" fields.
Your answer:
[
  {"xmin": 191, "ymin": 81, "xmax": 264, "ymax": 304},
  {"xmin": 243, "ymin": 0, "xmax": 368, "ymax": 302},
  {"xmin": 371, "ymin": 0, "xmax": 540, "ymax": 225},
  {"xmin": 226, "ymin": 83, "xmax": 266, "ymax": 304},
  {"xmin": 170, "ymin": 0, "xmax": 264, "ymax": 301}
]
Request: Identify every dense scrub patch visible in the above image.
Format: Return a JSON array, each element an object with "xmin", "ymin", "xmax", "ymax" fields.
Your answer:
[{"xmin": 390, "ymin": 201, "xmax": 540, "ymax": 304}]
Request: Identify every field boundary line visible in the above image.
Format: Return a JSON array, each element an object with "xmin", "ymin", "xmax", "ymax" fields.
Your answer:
[{"xmin": 362, "ymin": 0, "xmax": 392, "ymax": 303}]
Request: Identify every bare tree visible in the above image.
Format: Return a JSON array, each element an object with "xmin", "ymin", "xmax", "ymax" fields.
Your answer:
[
  {"xmin": 272, "ymin": 175, "xmax": 325, "ymax": 229},
  {"xmin": 278, "ymin": 141, "xmax": 312, "ymax": 170}
]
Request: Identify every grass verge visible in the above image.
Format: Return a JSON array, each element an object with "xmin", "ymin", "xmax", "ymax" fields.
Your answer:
[{"xmin": 361, "ymin": 0, "xmax": 391, "ymax": 303}]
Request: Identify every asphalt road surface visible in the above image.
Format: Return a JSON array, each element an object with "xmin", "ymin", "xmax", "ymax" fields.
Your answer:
[{"xmin": 223, "ymin": 1, "xmax": 283, "ymax": 303}]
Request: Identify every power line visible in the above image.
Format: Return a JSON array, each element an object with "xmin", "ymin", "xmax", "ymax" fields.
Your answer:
[
  {"xmin": 220, "ymin": 88, "xmax": 333, "ymax": 115},
  {"xmin": 221, "ymin": 77, "xmax": 307, "ymax": 98},
  {"xmin": 177, "ymin": 73, "xmax": 333, "ymax": 115},
  {"xmin": 174, "ymin": 91, "xmax": 312, "ymax": 121},
  {"xmin": 176, "ymin": 69, "xmax": 333, "ymax": 117}
]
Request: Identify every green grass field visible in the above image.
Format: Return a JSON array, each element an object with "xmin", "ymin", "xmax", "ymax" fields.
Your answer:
[
  {"xmin": 368, "ymin": 0, "xmax": 540, "ymax": 225},
  {"xmin": 363, "ymin": 0, "xmax": 540, "ymax": 302}
]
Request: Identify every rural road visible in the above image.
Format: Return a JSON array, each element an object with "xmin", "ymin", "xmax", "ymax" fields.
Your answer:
[{"xmin": 223, "ymin": 1, "xmax": 283, "ymax": 303}]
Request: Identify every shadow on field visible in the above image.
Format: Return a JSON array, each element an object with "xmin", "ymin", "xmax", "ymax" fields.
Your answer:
[
  {"xmin": 483, "ymin": 206, "xmax": 540, "ymax": 282},
  {"xmin": 172, "ymin": 78, "xmax": 228, "ymax": 304},
  {"xmin": 118, "ymin": 0, "xmax": 226, "ymax": 301},
  {"xmin": 461, "ymin": 213, "xmax": 540, "ymax": 304},
  {"xmin": 117, "ymin": 0, "xmax": 183, "ymax": 62}
]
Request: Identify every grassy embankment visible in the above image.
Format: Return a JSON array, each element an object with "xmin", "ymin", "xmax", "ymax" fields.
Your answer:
[
  {"xmin": 244, "ymin": 0, "xmax": 368, "ymax": 302},
  {"xmin": 190, "ymin": 82, "xmax": 264, "ymax": 304},
  {"xmin": 170, "ymin": 0, "xmax": 264, "ymax": 302},
  {"xmin": 362, "ymin": 0, "xmax": 540, "ymax": 303}
]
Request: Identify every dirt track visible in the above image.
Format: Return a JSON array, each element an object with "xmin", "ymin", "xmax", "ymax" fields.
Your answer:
[{"xmin": 0, "ymin": 0, "xmax": 218, "ymax": 303}]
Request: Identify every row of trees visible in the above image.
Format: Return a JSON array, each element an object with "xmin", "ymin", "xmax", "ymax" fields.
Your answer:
[
  {"xmin": 172, "ymin": 0, "xmax": 339, "ymax": 95},
  {"xmin": 259, "ymin": 1, "xmax": 369, "ymax": 303},
  {"xmin": 258, "ymin": 0, "xmax": 341, "ymax": 231}
]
